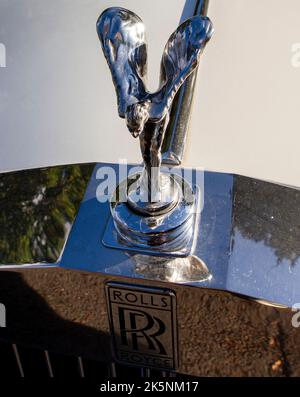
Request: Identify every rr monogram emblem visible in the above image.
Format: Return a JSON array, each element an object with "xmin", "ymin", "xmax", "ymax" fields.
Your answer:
[
  {"xmin": 118, "ymin": 307, "xmax": 167, "ymax": 355},
  {"xmin": 106, "ymin": 283, "xmax": 178, "ymax": 370}
]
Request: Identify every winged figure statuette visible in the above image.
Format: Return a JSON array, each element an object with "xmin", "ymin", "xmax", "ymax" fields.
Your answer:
[{"xmin": 97, "ymin": 7, "xmax": 213, "ymax": 209}]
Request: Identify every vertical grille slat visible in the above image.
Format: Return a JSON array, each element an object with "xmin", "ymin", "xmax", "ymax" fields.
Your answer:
[
  {"xmin": 78, "ymin": 356, "xmax": 85, "ymax": 377},
  {"xmin": 0, "ymin": 341, "xmax": 22, "ymax": 376},
  {"xmin": 110, "ymin": 362, "xmax": 117, "ymax": 377},
  {"xmin": 78, "ymin": 356, "xmax": 85, "ymax": 378},
  {"xmin": 44, "ymin": 350, "xmax": 54, "ymax": 377},
  {"xmin": 12, "ymin": 344, "xmax": 24, "ymax": 377}
]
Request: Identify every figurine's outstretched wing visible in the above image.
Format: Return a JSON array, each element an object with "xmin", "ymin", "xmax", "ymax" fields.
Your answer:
[
  {"xmin": 151, "ymin": 16, "xmax": 213, "ymax": 119},
  {"xmin": 97, "ymin": 7, "xmax": 148, "ymax": 118}
]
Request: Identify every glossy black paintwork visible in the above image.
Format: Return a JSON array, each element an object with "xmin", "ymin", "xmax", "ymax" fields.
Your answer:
[{"xmin": 0, "ymin": 163, "xmax": 94, "ymax": 265}]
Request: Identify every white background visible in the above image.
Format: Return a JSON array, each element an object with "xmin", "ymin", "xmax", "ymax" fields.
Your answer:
[{"xmin": 0, "ymin": 0, "xmax": 300, "ymax": 188}]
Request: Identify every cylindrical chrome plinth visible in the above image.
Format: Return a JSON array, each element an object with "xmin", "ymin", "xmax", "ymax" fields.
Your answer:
[{"xmin": 110, "ymin": 172, "xmax": 197, "ymax": 252}]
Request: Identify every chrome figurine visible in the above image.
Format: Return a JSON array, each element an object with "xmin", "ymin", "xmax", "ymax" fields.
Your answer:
[
  {"xmin": 98, "ymin": 7, "xmax": 213, "ymax": 252},
  {"xmin": 97, "ymin": 7, "xmax": 213, "ymax": 205}
]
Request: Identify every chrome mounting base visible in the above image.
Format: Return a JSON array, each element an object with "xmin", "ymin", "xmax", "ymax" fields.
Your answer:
[{"xmin": 102, "ymin": 171, "xmax": 200, "ymax": 257}]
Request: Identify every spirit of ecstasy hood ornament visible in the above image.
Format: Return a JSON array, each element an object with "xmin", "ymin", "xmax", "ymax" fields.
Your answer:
[{"xmin": 97, "ymin": 7, "xmax": 213, "ymax": 254}]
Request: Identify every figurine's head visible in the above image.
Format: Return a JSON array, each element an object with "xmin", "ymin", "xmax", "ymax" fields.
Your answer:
[{"xmin": 125, "ymin": 101, "xmax": 150, "ymax": 138}]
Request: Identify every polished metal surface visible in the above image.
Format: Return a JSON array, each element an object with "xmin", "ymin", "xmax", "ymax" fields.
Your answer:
[
  {"xmin": 60, "ymin": 163, "xmax": 300, "ymax": 308},
  {"xmin": 103, "ymin": 172, "xmax": 199, "ymax": 255},
  {"xmin": 162, "ymin": 0, "xmax": 210, "ymax": 165},
  {"xmin": 1, "ymin": 162, "xmax": 300, "ymax": 306},
  {"xmin": 0, "ymin": 164, "xmax": 94, "ymax": 265}
]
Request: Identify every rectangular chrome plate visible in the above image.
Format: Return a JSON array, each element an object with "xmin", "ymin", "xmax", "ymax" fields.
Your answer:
[{"xmin": 106, "ymin": 282, "xmax": 178, "ymax": 371}]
